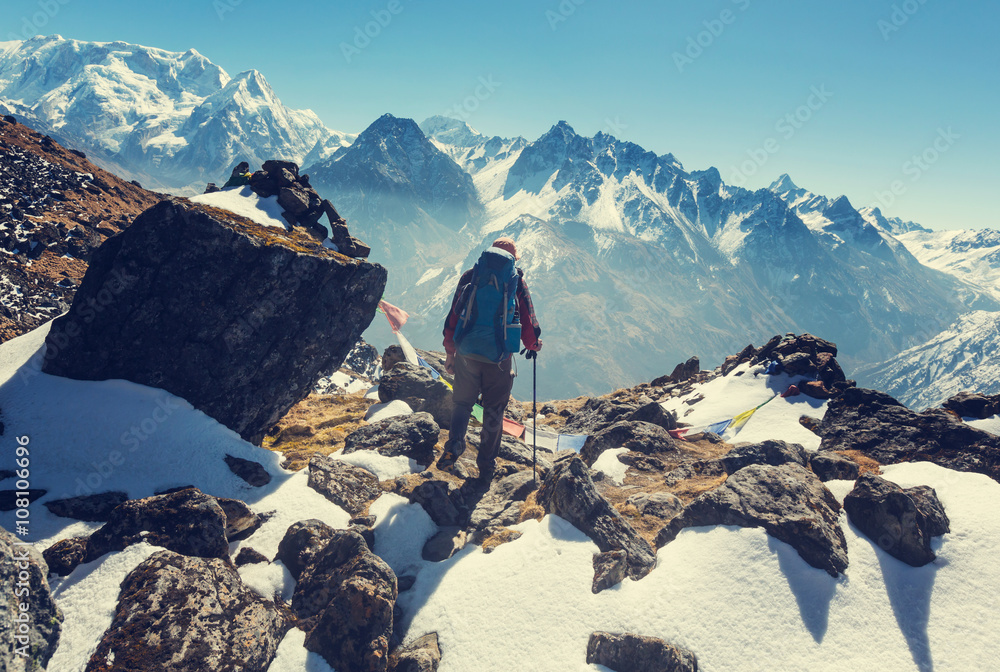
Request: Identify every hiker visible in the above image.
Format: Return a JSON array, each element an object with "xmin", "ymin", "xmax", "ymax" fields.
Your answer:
[{"xmin": 438, "ymin": 237, "xmax": 541, "ymax": 482}]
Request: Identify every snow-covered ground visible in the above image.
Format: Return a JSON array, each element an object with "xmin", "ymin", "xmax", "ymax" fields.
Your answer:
[
  {"xmin": 189, "ymin": 185, "xmax": 289, "ymax": 229},
  {"xmin": 2, "ymin": 322, "xmax": 999, "ymax": 671}
]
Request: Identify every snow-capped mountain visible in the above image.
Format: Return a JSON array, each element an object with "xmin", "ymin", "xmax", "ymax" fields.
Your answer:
[
  {"xmin": 894, "ymin": 228, "xmax": 1000, "ymax": 301},
  {"xmin": 0, "ymin": 35, "xmax": 350, "ymax": 191},
  {"xmin": 419, "ymin": 115, "xmax": 527, "ymax": 179},
  {"xmin": 858, "ymin": 205, "xmax": 930, "ymax": 236},
  {"xmin": 313, "ymin": 115, "xmax": 995, "ymax": 399},
  {"xmin": 855, "ymin": 310, "xmax": 1000, "ymax": 410},
  {"xmin": 305, "ymin": 114, "xmax": 483, "ymax": 292}
]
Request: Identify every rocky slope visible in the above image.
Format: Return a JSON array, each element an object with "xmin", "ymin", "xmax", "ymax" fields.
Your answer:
[
  {"xmin": 4, "ymin": 325, "xmax": 1000, "ymax": 670},
  {"xmin": 0, "ymin": 115, "xmax": 163, "ymax": 341}
]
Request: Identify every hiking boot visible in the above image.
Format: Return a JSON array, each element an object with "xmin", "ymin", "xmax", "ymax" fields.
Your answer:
[{"xmin": 436, "ymin": 441, "xmax": 465, "ymax": 472}]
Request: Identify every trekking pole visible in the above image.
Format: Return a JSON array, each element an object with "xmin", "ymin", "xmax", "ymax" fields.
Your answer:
[{"xmin": 532, "ymin": 351, "xmax": 537, "ymax": 487}]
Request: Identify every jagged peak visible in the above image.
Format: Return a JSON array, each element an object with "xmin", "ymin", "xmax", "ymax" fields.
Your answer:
[
  {"xmin": 769, "ymin": 173, "xmax": 799, "ymax": 193},
  {"xmin": 825, "ymin": 194, "xmax": 858, "ymax": 217}
]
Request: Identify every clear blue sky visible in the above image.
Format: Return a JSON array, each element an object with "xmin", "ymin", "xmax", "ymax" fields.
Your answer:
[{"xmin": 6, "ymin": 0, "xmax": 998, "ymax": 229}]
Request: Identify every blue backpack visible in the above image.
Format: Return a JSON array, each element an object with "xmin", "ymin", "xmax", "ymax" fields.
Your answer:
[{"xmin": 454, "ymin": 247, "xmax": 522, "ymax": 362}]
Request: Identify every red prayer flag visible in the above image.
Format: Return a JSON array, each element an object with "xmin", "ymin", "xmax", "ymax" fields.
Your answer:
[
  {"xmin": 379, "ymin": 300, "xmax": 409, "ymax": 333},
  {"xmin": 502, "ymin": 418, "xmax": 525, "ymax": 438}
]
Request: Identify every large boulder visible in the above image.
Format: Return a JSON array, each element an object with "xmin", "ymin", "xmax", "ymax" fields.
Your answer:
[
  {"xmin": 586, "ymin": 632, "xmax": 698, "ymax": 672},
  {"xmin": 626, "ymin": 401, "xmax": 678, "ymax": 431},
  {"xmin": 308, "ymin": 454, "xmax": 381, "ymax": 516},
  {"xmin": 843, "ymin": 473, "xmax": 950, "ymax": 566},
  {"xmin": 718, "ymin": 440, "xmax": 809, "ymax": 474},
  {"xmin": 536, "ymin": 456, "xmax": 656, "ymax": 582},
  {"xmin": 809, "ymin": 452, "xmax": 860, "ymax": 481},
  {"xmin": 378, "ymin": 364, "xmax": 454, "ymax": 429},
  {"xmin": 657, "ymin": 463, "xmax": 848, "ymax": 576},
  {"xmin": 580, "ymin": 421, "xmax": 678, "ymax": 466},
  {"xmin": 942, "ymin": 391, "xmax": 1000, "ymax": 419},
  {"xmin": 85, "ymin": 488, "xmax": 230, "ymax": 563},
  {"xmin": 1, "ymin": 529, "xmax": 62, "ymax": 671},
  {"xmin": 292, "ymin": 530, "xmax": 397, "ymax": 672},
  {"xmin": 275, "ymin": 519, "xmax": 339, "ymax": 580},
  {"xmin": 44, "ymin": 491, "xmax": 128, "ymax": 521},
  {"xmin": 344, "ymin": 412, "xmax": 440, "ymax": 466},
  {"xmin": 563, "ymin": 397, "xmax": 640, "ymax": 434},
  {"xmin": 468, "ymin": 471, "xmax": 536, "ymax": 536},
  {"xmin": 408, "ymin": 481, "xmax": 464, "ymax": 528},
  {"xmin": 819, "ymin": 387, "xmax": 1000, "ymax": 482},
  {"xmin": 41, "ymin": 199, "xmax": 386, "ymax": 444},
  {"xmin": 85, "ymin": 550, "xmax": 288, "ymax": 672}
]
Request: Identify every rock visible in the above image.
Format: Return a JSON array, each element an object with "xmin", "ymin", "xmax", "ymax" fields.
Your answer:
[
  {"xmin": 278, "ymin": 186, "xmax": 311, "ymax": 215},
  {"xmin": 204, "ymin": 182, "xmax": 220, "ymax": 193},
  {"xmin": 379, "ymin": 364, "xmax": 454, "ymax": 429},
  {"xmin": 942, "ymin": 391, "xmax": 1000, "ymax": 419},
  {"xmin": 397, "ymin": 575, "xmax": 417, "ymax": 592},
  {"xmin": 819, "ymin": 387, "xmax": 1000, "ymax": 482},
  {"xmin": 627, "ymin": 492, "xmax": 685, "ymax": 521},
  {"xmin": 43, "ymin": 491, "xmax": 127, "ymax": 521},
  {"xmin": 809, "ymin": 452, "xmax": 859, "ymax": 481},
  {"xmin": 586, "ymin": 631, "xmax": 698, "ymax": 672},
  {"xmin": 308, "ymin": 454, "xmax": 381, "ymax": 516},
  {"xmin": 275, "ymin": 519, "xmax": 338, "ymax": 580},
  {"xmin": 344, "ymin": 412, "xmax": 440, "ymax": 466},
  {"xmin": 1, "ymin": 529, "xmax": 62, "ymax": 671},
  {"xmin": 224, "ymin": 454, "xmax": 272, "ymax": 486},
  {"xmin": 294, "ymin": 530, "xmax": 397, "ymax": 672},
  {"xmin": 780, "ymin": 351, "xmax": 815, "ymax": 376},
  {"xmin": 344, "ymin": 338, "xmax": 381, "ymax": 378},
  {"xmin": 381, "ymin": 344, "xmax": 408, "ymax": 374},
  {"xmin": 41, "ymin": 198, "xmax": 386, "ymax": 445},
  {"xmin": 235, "ymin": 547, "xmax": 270, "ymax": 566},
  {"xmin": 773, "ymin": 333, "xmax": 837, "ymax": 358},
  {"xmin": 43, "ymin": 537, "xmax": 88, "ymax": 577},
  {"xmin": 626, "ymin": 401, "xmax": 678, "ymax": 431},
  {"xmin": 843, "ymin": 474, "xmax": 950, "ymax": 566},
  {"xmin": 351, "ymin": 515, "xmax": 378, "ymax": 528},
  {"xmin": 815, "ymin": 351, "xmax": 847, "ymax": 387},
  {"xmin": 652, "ymin": 356, "xmax": 700, "ymax": 386},
  {"xmin": 85, "ymin": 550, "xmax": 288, "ymax": 672},
  {"xmin": 537, "ymin": 456, "xmax": 656, "ymax": 581},
  {"xmin": 799, "ymin": 380, "xmax": 832, "ymax": 399},
  {"xmin": 85, "ymin": 487, "xmax": 229, "ymax": 563},
  {"xmin": 592, "ymin": 550, "xmax": 628, "ymax": 594},
  {"xmin": 215, "ymin": 497, "xmax": 262, "ymax": 541},
  {"xmin": 657, "ymin": 463, "xmax": 848, "ymax": 576},
  {"xmin": 409, "ymin": 480, "xmax": 463, "ymax": 527},
  {"xmin": 390, "ymin": 632, "xmax": 441, "ymax": 672},
  {"xmin": 563, "ymin": 397, "xmax": 640, "ymax": 434},
  {"xmin": 466, "ymin": 427, "xmax": 553, "ymax": 473},
  {"xmin": 580, "ymin": 421, "xmax": 678, "ymax": 466},
  {"xmin": 468, "ymin": 471, "xmax": 536, "ymax": 534},
  {"xmin": 718, "ymin": 440, "xmax": 809, "ymax": 474},
  {"xmin": 421, "ymin": 528, "xmax": 467, "ymax": 562}
]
